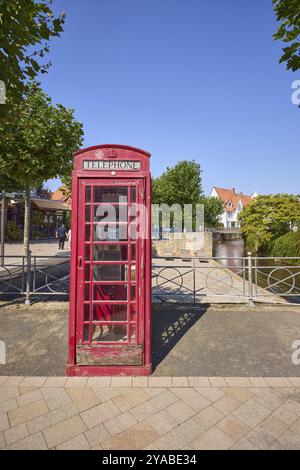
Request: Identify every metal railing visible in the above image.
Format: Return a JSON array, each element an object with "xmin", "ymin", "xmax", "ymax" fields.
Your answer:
[
  {"xmin": 152, "ymin": 227, "xmax": 242, "ymax": 239},
  {"xmin": 0, "ymin": 254, "xmax": 299, "ymax": 305},
  {"xmin": 201, "ymin": 227, "xmax": 242, "ymax": 234},
  {"xmin": 152, "ymin": 255, "xmax": 300, "ymax": 304},
  {"xmin": 0, "ymin": 254, "xmax": 70, "ymax": 303}
]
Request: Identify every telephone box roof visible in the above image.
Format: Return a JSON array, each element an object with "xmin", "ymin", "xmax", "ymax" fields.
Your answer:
[{"xmin": 74, "ymin": 144, "xmax": 151, "ymax": 158}]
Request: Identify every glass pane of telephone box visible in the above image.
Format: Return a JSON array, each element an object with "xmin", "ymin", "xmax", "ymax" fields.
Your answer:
[
  {"xmin": 94, "ymin": 187, "xmax": 128, "ymax": 203},
  {"xmin": 84, "ymin": 304, "xmax": 90, "ymax": 321},
  {"xmin": 92, "ymin": 324, "xmax": 127, "ymax": 342},
  {"xmin": 85, "ymin": 186, "xmax": 91, "ymax": 203},
  {"xmin": 85, "ymin": 225, "xmax": 91, "ymax": 241},
  {"xmin": 93, "ymin": 224, "xmax": 127, "ymax": 241},
  {"xmin": 130, "ymin": 265, "xmax": 136, "ymax": 281},
  {"xmin": 131, "ymin": 186, "xmax": 136, "ymax": 202},
  {"xmin": 92, "ymin": 244, "xmax": 128, "ymax": 261},
  {"xmin": 92, "ymin": 264, "xmax": 127, "ymax": 281},
  {"xmin": 83, "ymin": 324, "xmax": 90, "ymax": 342},
  {"xmin": 130, "ymin": 285, "xmax": 136, "ymax": 300},
  {"xmin": 94, "ymin": 205, "xmax": 128, "ymax": 223},
  {"xmin": 85, "ymin": 206, "xmax": 91, "ymax": 222},
  {"xmin": 130, "ymin": 325, "xmax": 136, "ymax": 341},
  {"xmin": 130, "ymin": 303, "xmax": 137, "ymax": 321},
  {"xmin": 93, "ymin": 304, "xmax": 127, "ymax": 322},
  {"xmin": 84, "ymin": 284, "xmax": 90, "ymax": 301},
  {"xmin": 93, "ymin": 284, "xmax": 127, "ymax": 301},
  {"xmin": 84, "ymin": 244, "xmax": 90, "ymax": 261},
  {"xmin": 84, "ymin": 265, "xmax": 90, "ymax": 281},
  {"xmin": 129, "ymin": 224, "xmax": 137, "ymax": 240}
]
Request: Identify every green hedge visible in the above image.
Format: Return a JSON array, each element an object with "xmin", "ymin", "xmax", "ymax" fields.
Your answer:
[
  {"xmin": 5, "ymin": 221, "xmax": 22, "ymax": 241},
  {"xmin": 271, "ymin": 231, "xmax": 300, "ymax": 262}
]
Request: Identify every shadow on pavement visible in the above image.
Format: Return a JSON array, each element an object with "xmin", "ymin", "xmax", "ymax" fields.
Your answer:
[{"xmin": 151, "ymin": 304, "xmax": 209, "ymax": 371}]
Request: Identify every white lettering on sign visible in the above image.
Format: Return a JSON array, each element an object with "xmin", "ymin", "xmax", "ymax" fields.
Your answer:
[{"xmin": 83, "ymin": 160, "xmax": 141, "ymax": 171}]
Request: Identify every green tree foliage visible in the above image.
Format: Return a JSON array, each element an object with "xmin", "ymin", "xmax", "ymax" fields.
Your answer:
[
  {"xmin": 0, "ymin": 82, "xmax": 83, "ymax": 190},
  {"xmin": 152, "ymin": 161, "xmax": 224, "ymax": 228},
  {"xmin": 60, "ymin": 173, "xmax": 72, "ymax": 197},
  {"xmin": 273, "ymin": 0, "xmax": 300, "ymax": 71},
  {"xmin": 239, "ymin": 194, "xmax": 300, "ymax": 253},
  {"xmin": 152, "ymin": 160, "xmax": 203, "ymax": 206},
  {"xmin": 0, "ymin": 0, "xmax": 65, "ymax": 107},
  {"xmin": 271, "ymin": 231, "xmax": 300, "ymax": 263},
  {"xmin": 0, "ymin": 82, "xmax": 84, "ymax": 253},
  {"xmin": 152, "ymin": 160, "xmax": 203, "ymax": 231},
  {"xmin": 200, "ymin": 196, "xmax": 224, "ymax": 227}
]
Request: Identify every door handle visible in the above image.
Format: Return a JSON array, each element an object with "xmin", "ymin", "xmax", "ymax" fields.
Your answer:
[{"xmin": 77, "ymin": 256, "xmax": 83, "ymax": 269}]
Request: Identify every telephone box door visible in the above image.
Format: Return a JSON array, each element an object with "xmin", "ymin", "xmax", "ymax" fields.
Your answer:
[{"xmin": 75, "ymin": 178, "xmax": 146, "ymax": 367}]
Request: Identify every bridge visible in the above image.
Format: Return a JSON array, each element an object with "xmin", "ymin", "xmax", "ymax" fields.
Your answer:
[{"xmin": 202, "ymin": 227, "xmax": 241, "ymax": 234}]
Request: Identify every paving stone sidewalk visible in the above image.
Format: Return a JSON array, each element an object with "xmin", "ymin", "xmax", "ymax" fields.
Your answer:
[
  {"xmin": 0, "ymin": 376, "xmax": 300, "ymax": 450},
  {"xmin": 1, "ymin": 240, "xmax": 70, "ymax": 259}
]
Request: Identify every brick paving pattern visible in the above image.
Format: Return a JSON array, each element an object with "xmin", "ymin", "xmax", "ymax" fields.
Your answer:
[{"xmin": 0, "ymin": 376, "xmax": 300, "ymax": 449}]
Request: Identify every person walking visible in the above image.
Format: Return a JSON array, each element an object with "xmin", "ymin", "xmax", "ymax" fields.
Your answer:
[{"xmin": 56, "ymin": 224, "xmax": 67, "ymax": 250}]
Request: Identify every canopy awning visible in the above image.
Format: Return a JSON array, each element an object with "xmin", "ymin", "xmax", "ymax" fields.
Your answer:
[{"xmin": 31, "ymin": 198, "xmax": 70, "ymax": 211}]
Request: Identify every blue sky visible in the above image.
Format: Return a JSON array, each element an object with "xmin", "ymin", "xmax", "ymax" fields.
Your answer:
[{"xmin": 40, "ymin": 0, "xmax": 300, "ymax": 196}]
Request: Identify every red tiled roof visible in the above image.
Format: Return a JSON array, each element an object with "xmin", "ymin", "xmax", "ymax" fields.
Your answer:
[
  {"xmin": 51, "ymin": 186, "xmax": 71, "ymax": 208},
  {"xmin": 240, "ymin": 195, "xmax": 252, "ymax": 207},
  {"xmin": 52, "ymin": 188, "xmax": 67, "ymax": 201},
  {"xmin": 213, "ymin": 187, "xmax": 252, "ymax": 210}
]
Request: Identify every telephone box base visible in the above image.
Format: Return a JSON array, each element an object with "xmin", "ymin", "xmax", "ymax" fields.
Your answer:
[{"xmin": 66, "ymin": 363, "xmax": 152, "ymax": 377}]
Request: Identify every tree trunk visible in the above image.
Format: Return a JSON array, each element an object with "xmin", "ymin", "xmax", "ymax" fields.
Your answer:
[
  {"xmin": 0, "ymin": 191, "xmax": 6, "ymax": 266},
  {"xmin": 23, "ymin": 184, "xmax": 31, "ymax": 256}
]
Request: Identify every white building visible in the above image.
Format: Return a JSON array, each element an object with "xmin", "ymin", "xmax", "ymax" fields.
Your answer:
[{"xmin": 209, "ymin": 187, "xmax": 256, "ymax": 228}]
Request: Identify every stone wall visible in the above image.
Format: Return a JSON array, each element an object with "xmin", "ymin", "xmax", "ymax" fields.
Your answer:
[
  {"xmin": 152, "ymin": 232, "xmax": 212, "ymax": 257},
  {"xmin": 213, "ymin": 232, "xmax": 242, "ymax": 242}
]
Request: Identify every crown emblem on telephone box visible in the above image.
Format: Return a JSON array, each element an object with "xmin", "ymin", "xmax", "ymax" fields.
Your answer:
[{"xmin": 107, "ymin": 149, "xmax": 118, "ymax": 158}]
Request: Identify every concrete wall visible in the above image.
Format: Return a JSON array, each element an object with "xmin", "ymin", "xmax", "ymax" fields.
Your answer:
[{"xmin": 152, "ymin": 232, "xmax": 212, "ymax": 257}]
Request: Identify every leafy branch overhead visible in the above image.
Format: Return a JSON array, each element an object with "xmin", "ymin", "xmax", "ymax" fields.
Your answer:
[
  {"xmin": 0, "ymin": 0, "xmax": 65, "ymax": 104},
  {"xmin": 273, "ymin": 0, "xmax": 300, "ymax": 71},
  {"xmin": 0, "ymin": 82, "xmax": 84, "ymax": 192}
]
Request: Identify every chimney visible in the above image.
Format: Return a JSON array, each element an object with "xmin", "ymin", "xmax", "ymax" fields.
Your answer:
[{"xmin": 232, "ymin": 188, "xmax": 235, "ymax": 194}]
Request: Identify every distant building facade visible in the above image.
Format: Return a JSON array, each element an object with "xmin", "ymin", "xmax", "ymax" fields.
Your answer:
[
  {"xmin": 2, "ymin": 187, "xmax": 71, "ymax": 240},
  {"xmin": 209, "ymin": 187, "xmax": 256, "ymax": 228}
]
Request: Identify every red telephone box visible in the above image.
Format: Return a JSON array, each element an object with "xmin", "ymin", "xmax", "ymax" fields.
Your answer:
[{"xmin": 67, "ymin": 144, "xmax": 152, "ymax": 376}]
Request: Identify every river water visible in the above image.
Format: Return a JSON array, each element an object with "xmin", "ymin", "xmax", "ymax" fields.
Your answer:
[{"xmin": 213, "ymin": 238, "xmax": 245, "ymax": 271}]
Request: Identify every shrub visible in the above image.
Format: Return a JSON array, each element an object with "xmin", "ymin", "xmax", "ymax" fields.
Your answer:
[
  {"xmin": 31, "ymin": 229, "xmax": 43, "ymax": 240},
  {"xmin": 271, "ymin": 231, "xmax": 300, "ymax": 264},
  {"xmin": 5, "ymin": 221, "xmax": 22, "ymax": 241},
  {"xmin": 31, "ymin": 212, "xmax": 45, "ymax": 225}
]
